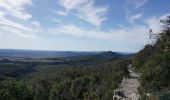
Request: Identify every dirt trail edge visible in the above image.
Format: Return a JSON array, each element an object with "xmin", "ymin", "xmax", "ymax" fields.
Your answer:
[{"xmin": 113, "ymin": 64, "xmax": 140, "ymax": 100}]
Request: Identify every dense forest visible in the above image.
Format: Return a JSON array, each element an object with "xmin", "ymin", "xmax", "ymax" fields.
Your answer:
[
  {"xmin": 0, "ymin": 52, "xmax": 131, "ymax": 100},
  {"xmin": 132, "ymin": 15, "xmax": 170, "ymax": 99}
]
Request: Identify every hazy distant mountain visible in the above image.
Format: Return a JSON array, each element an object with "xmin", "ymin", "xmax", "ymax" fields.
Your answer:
[
  {"xmin": 0, "ymin": 49, "xmax": 98, "ymax": 58},
  {"xmin": 0, "ymin": 49, "xmax": 134, "ymax": 58},
  {"xmin": 64, "ymin": 51, "xmax": 133, "ymax": 65}
]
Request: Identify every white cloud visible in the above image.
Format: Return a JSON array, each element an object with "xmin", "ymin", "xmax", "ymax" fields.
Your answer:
[
  {"xmin": 124, "ymin": 0, "xmax": 149, "ymax": 24},
  {"xmin": 76, "ymin": 1, "xmax": 108, "ymax": 27},
  {"xmin": 0, "ymin": 0, "xmax": 32, "ymax": 20},
  {"xmin": 58, "ymin": 0, "xmax": 88, "ymax": 11},
  {"xmin": 0, "ymin": 0, "xmax": 44, "ymax": 38},
  {"xmin": 53, "ymin": 19, "xmax": 63, "ymax": 23},
  {"xmin": 31, "ymin": 21, "xmax": 41, "ymax": 28},
  {"xmin": 126, "ymin": 0, "xmax": 149, "ymax": 9},
  {"xmin": 160, "ymin": 13, "xmax": 170, "ymax": 23},
  {"xmin": 127, "ymin": 13, "xmax": 143, "ymax": 24},
  {"xmin": 135, "ymin": 0, "xmax": 149, "ymax": 9},
  {"xmin": 50, "ymin": 24, "xmax": 85, "ymax": 37},
  {"xmin": 49, "ymin": 13, "xmax": 170, "ymax": 50},
  {"xmin": 48, "ymin": 23, "xmax": 149, "ymax": 46},
  {"xmin": 1, "ymin": 26, "xmax": 35, "ymax": 38},
  {"xmin": 57, "ymin": 0, "xmax": 108, "ymax": 27},
  {"xmin": 55, "ymin": 10, "xmax": 67, "ymax": 16},
  {"xmin": 145, "ymin": 17, "xmax": 161, "ymax": 33},
  {"xmin": 145, "ymin": 13, "xmax": 170, "ymax": 34},
  {"xmin": 0, "ymin": 15, "xmax": 40, "ymax": 38},
  {"xmin": 0, "ymin": 14, "xmax": 32, "ymax": 32}
]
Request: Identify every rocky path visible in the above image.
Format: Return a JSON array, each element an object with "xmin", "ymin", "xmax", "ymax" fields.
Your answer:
[{"xmin": 113, "ymin": 65, "xmax": 140, "ymax": 100}]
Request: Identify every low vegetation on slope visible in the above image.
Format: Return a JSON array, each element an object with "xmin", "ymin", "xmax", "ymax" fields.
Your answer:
[{"xmin": 132, "ymin": 16, "xmax": 170, "ymax": 99}]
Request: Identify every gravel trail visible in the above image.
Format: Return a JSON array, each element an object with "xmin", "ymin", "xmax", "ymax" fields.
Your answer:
[{"xmin": 113, "ymin": 65, "xmax": 140, "ymax": 100}]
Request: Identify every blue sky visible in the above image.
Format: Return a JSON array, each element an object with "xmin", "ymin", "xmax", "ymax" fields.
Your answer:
[{"xmin": 0, "ymin": 0, "xmax": 169, "ymax": 52}]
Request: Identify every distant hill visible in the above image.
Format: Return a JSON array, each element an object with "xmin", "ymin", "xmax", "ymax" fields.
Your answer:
[
  {"xmin": 0, "ymin": 49, "xmax": 134, "ymax": 58},
  {"xmin": 0, "ymin": 50, "xmax": 133, "ymax": 81},
  {"xmin": 0, "ymin": 49, "xmax": 98, "ymax": 58},
  {"xmin": 65, "ymin": 51, "xmax": 133, "ymax": 64}
]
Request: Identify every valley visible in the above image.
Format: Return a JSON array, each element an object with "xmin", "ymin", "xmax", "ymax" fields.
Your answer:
[{"xmin": 0, "ymin": 51, "xmax": 132, "ymax": 100}]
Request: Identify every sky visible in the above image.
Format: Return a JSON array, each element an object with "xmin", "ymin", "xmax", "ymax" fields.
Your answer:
[{"xmin": 0, "ymin": 0, "xmax": 170, "ymax": 52}]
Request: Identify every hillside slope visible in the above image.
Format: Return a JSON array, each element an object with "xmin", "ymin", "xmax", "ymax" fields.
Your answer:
[{"xmin": 132, "ymin": 21, "xmax": 170, "ymax": 99}]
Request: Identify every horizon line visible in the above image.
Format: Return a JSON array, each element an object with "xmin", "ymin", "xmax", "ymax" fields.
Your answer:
[{"xmin": 0, "ymin": 48, "xmax": 136, "ymax": 53}]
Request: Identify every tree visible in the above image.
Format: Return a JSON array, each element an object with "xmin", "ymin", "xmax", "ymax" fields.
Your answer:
[
  {"xmin": 160, "ymin": 15, "xmax": 170, "ymax": 26},
  {"xmin": 0, "ymin": 80, "xmax": 33, "ymax": 100}
]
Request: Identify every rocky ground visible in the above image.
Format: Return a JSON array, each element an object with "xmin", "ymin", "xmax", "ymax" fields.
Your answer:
[{"xmin": 114, "ymin": 65, "xmax": 140, "ymax": 100}]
